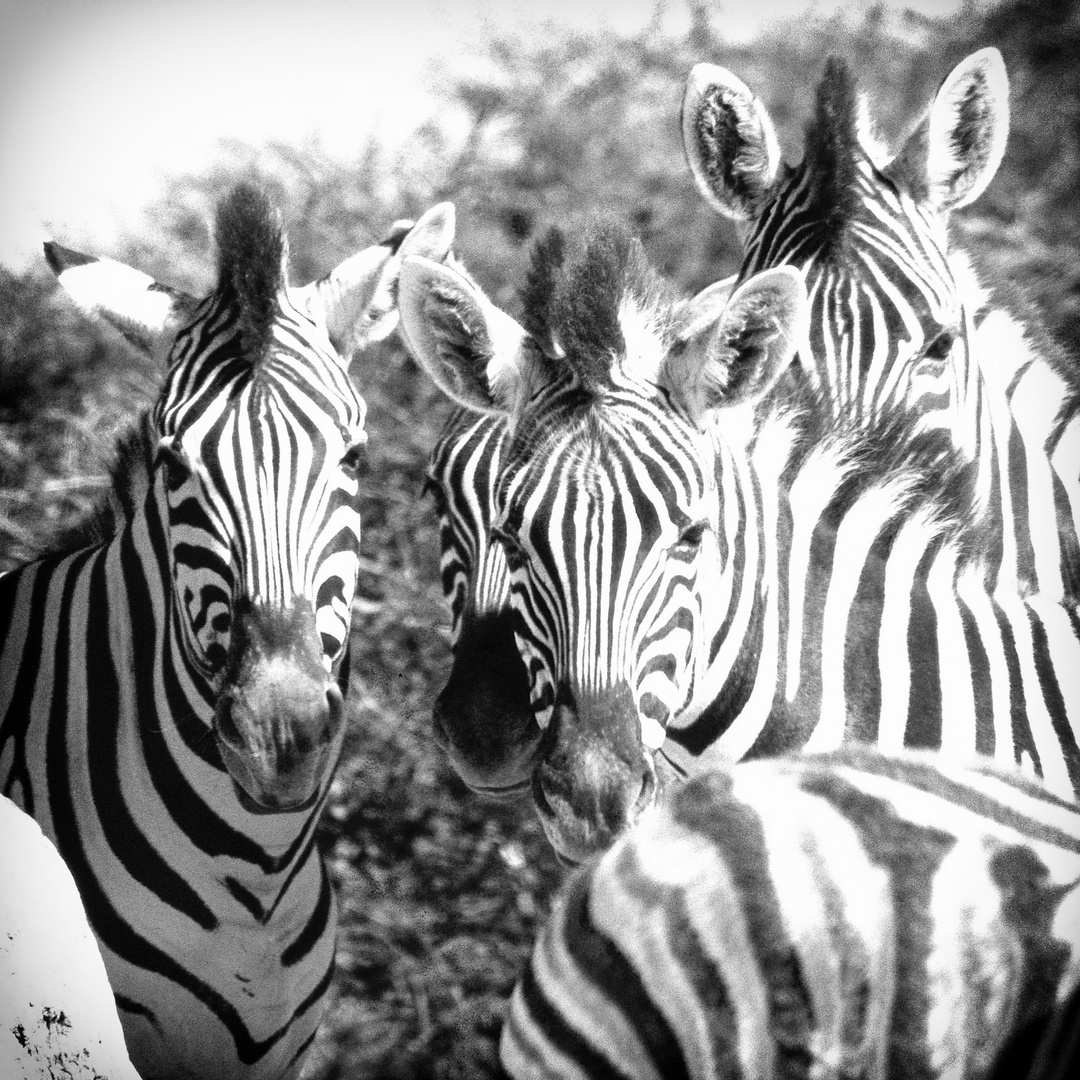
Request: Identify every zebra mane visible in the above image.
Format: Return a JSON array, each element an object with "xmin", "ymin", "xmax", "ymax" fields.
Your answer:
[
  {"xmin": 788, "ymin": 398, "xmax": 984, "ymax": 564},
  {"xmin": 801, "ymin": 56, "xmax": 863, "ymax": 255},
  {"xmin": 38, "ymin": 413, "xmax": 156, "ymax": 559},
  {"xmin": 524, "ymin": 218, "xmax": 675, "ymax": 395},
  {"xmin": 214, "ymin": 184, "xmax": 286, "ymax": 362}
]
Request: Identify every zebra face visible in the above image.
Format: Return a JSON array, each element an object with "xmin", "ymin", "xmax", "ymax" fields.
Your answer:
[
  {"xmin": 424, "ymin": 409, "xmax": 540, "ymax": 795},
  {"xmin": 682, "ymin": 50, "xmax": 1008, "ymax": 457},
  {"xmin": 401, "ymin": 223, "xmax": 805, "ymax": 861},
  {"xmin": 492, "ymin": 406, "xmax": 716, "ymax": 860},
  {"xmin": 48, "ymin": 186, "xmax": 457, "ymax": 812},
  {"xmin": 744, "ymin": 173, "xmax": 975, "ymax": 444},
  {"xmin": 152, "ymin": 295, "xmax": 369, "ymax": 813}
]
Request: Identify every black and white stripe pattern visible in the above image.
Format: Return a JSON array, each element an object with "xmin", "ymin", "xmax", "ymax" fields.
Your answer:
[
  {"xmin": 681, "ymin": 48, "xmax": 1080, "ymax": 604},
  {"xmin": 401, "ymin": 220, "xmax": 1080, "ymax": 863},
  {"xmin": 501, "ymin": 745, "xmax": 1080, "ymax": 1080},
  {"xmin": 0, "ymin": 186, "xmax": 454, "ymax": 1079},
  {"xmin": 424, "ymin": 408, "xmax": 540, "ymax": 795}
]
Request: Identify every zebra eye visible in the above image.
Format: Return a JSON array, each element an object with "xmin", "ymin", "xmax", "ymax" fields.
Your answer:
[
  {"xmin": 340, "ymin": 441, "xmax": 366, "ymax": 475},
  {"xmin": 492, "ymin": 525, "xmax": 527, "ymax": 571},
  {"xmin": 673, "ymin": 519, "xmax": 708, "ymax": 553},
  {"xmin": 422, "ymin": 476, "xmax": 447, "ymax": 514},
  {"xmin": 157, "ymin": 440, "xmax": 192, "ymax": 490},
  {"xmin": 923, "ymin": 328, "xmax": 957, "ymax": 362}
]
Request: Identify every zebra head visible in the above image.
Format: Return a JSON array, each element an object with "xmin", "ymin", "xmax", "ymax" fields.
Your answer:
[
  {"xmin": 423, "ymin": 408, "xmax": 538, "ymax": 797},
  {"xmin": 46, "ymin": 185, "xmax": 455, "ymax": 812},
  {"xmin": 681, "ymin": 48, "xmax": 1009, "ymax": 457},
  {"xmin": 401, "ymin": 222, "xmax": 805, "ymax": 861}
]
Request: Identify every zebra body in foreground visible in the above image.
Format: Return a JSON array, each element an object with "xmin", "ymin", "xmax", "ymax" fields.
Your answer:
[
  {"xmin": 501, "ymin": 744, "xmax": 1080, "ymax": 1080},
  {"xmin": 401, "ymin": 220, "xmax": 1080, "ymax": 862},
  {"xmin": 1, "ymin": 794, "xmax": 141, "ymax": 1080},
  {"xmin": 0, "ymin": 186, "xmax": 454, "ymax": 1079},
  {"xmin": 681, "ymin": 47, "xmax": 1080, "ymax": 604}
]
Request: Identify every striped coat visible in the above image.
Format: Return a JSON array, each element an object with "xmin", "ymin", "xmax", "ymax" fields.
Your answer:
[
  {"xmin": 0, "ymin": 187, "xmax": 455, "ymax": 1078},
  {"xmin": 502, "ymin": 746, "xmax": 1080, "ymax": 1080}
]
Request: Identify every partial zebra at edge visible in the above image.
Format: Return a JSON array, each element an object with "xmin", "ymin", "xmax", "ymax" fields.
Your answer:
[
  {"xmin": 1, "ymin": 794, "xmax": 141, "ymax": 1080},
  {"xmin": 501, "ymin": 746, "xmax": 1080, "ymax": 1080},
  {"xmin": 0, "ymin": 189, "xmax": 457, "ymax": 1080}
]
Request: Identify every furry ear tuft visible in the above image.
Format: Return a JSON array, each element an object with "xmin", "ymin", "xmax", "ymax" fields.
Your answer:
[
  {"xmin": 663, "ymin": 267, "xmax": 806, "ymax": 428},
  {"xmin": 682, "ymin": 63, "xmax": 781, "ymax": 220},
  {"xmin": 886, "ymin": 48, "xmax": 1009, "ymax": 212}
]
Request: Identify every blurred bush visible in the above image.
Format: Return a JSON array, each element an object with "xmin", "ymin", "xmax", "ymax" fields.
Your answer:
[{"xmin": 0, "ymin": 1, "xmax": 1075, "ymax": 1076}]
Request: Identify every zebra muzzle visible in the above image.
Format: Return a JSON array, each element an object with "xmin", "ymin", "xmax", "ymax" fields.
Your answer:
[
  {"xmin": 214, "ymin": 600, "xmax": 347, "ymax": 811},
  {"xmin": 533, "ymin": 686, "xmax": 659, "ymax": 862}
]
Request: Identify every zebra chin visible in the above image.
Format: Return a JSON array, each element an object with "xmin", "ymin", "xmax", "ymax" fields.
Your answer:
[
  {"xmin": 213, "ymin": 599, "xmax": 348, "ymax": 812},
  {"xmin": 531, "ymin": 686, "xmax": 660, "ymax": 865}
]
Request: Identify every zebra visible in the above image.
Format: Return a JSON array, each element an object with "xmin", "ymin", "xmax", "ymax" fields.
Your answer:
[
  {"xmin": 400, "ymin": 218, "xmax": 1080, "ymax": 863},
  {"xmin": 424, "ymin": 407, "xmax": 539, "ymax": 796},
  {"xmin": 2, "ymin": 794, "xmax": 141, "ymax": 1080},
  {"xmin": 680, "ymin": 47, "xmax": 1080, "ymax": 604},
  {"xmin": 499, "ymin": 744, "xmax": 1080, "ymax": 1080},
  {"xmin": 0, "ymin": 185, "xmax": 455, "ymax": 1079}
]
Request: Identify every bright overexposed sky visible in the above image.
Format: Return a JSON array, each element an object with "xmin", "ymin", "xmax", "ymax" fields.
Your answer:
[{"xmin": 0, "ymin": 0, "xmax": 980, "ymax": 271}]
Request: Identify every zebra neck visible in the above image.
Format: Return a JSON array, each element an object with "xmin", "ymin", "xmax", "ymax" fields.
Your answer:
[
  {"xmin": 664, "ymin": 417, "xmax": 792, "ymax": 761},
  {"xmin": 121, "ymin": 491, "xmax": 328, "ymax": 868}
]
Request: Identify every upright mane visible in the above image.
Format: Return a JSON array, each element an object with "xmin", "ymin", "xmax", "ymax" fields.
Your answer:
[
  {"xmin": 801, "ymin": 56, "xmax": 863, "ymax": 255},
  {"xmin": 38, "ymin": 413, "xmax": 156, "ymax": 559},
  {"xmin": 214, "ymin": 184, "xmax": 287, "ymax": 361},
  {"xmin": 524, "ymin": 219, "xmax": 674, "ymax": 395}
]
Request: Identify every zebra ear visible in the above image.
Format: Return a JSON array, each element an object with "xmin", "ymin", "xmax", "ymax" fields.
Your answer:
[
  {"xmin": 44, "ymin": 242, "xmax": 197, "ymax": 357},
  {"xmin": 664, "ymin": 267, "xmax": 806, "ymax": 427},
  {"xmin": 674, "ymin": 274, "xmax": 737, "ymax": 344},
  {"xmin": 399, "ymin": 254, "xmax": 535, "ymax": 418},
  {"xmin": 300, "ymin": 202, "xmax": 457, "ymax": 359},
  {"xmin": 886, "ymin": 48, "xmax": 1009, "ymax": 212},
  {"xmin": 681, "ymin": 63, "xmax": 781, "ymax": 221}
]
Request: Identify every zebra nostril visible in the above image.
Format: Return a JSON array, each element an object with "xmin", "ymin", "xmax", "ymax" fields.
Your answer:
[{"xmin": 632, "ymin": 759, "xmax": 657, "ymax": 819}]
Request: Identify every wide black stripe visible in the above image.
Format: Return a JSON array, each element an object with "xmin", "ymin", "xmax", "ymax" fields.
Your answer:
[
  {"xmin": 905, "ymin": 544, "xmax": 943, "ymax": 749},
  {"xmin": 1051, "ymin": 469, "xmax": 1080, "ymax": 598},
  {"xmin": 651, "ymin": 866, "xmax": 745, "ymax": 1078},
  {"xmin": 794, "ymin": 768, "xmax": 952, "ymax": 1079},
  {"xmin": 89, "ymin": 531, "xmax": 218, "ymax": 931},
  {"xmin": 844, "ymin": 528, "xmax": 889, "ymax": 742},
  {"xmin": 125, "ymin": 507, "xmax": 283, "ymax": 869},
  {"xmin": 805, "ymin": 746, "xmax": 1080, "ymax": 850},
  {"xmin": 0, "ymin": 564, "xmax": 52, "ymax": 810},
  {"xmin": 957, "ymin": 590, "xmax": 996, "ymax": 757},
  {"xmin": 672, "ymin": 775, "xmax": 815, "ymax": 1079},
  {"xmin": 565, "ymin": 864, "xmax": 690, "ymax": 1079},
  {"xmin": 1006, "ymin": 419, "xmax": 1038, "ymax": 590},
  {"xmin": 516, "ymin": 876, "xmax": 640, "ymax": 1080},
  {"xmin": 1026, "ymin": 607, "xmax": 1080, "ymax": 799},
  {"xmin": 281, "ymin": 861, "xmax": 333, "ymax": 967},
  {"xmin": 993, "ymin": 598, "xmax": 1041, "ymax": 779}
]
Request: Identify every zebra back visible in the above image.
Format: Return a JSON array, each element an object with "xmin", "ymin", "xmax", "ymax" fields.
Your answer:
[{"xmin": 501, "ymin": 746, "xmax": 1080, "ymax": 1080}]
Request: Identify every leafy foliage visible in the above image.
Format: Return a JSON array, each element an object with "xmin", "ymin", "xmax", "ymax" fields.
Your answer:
[{"xmin": 0, "ymin": 2, "xmax": 1075, "ymax": 1077}]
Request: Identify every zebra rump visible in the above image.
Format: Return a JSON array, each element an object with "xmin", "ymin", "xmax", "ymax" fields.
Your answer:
[{"xmin": 501, "ymin": 745, "xmax": 1080, "ymax": 1080}]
